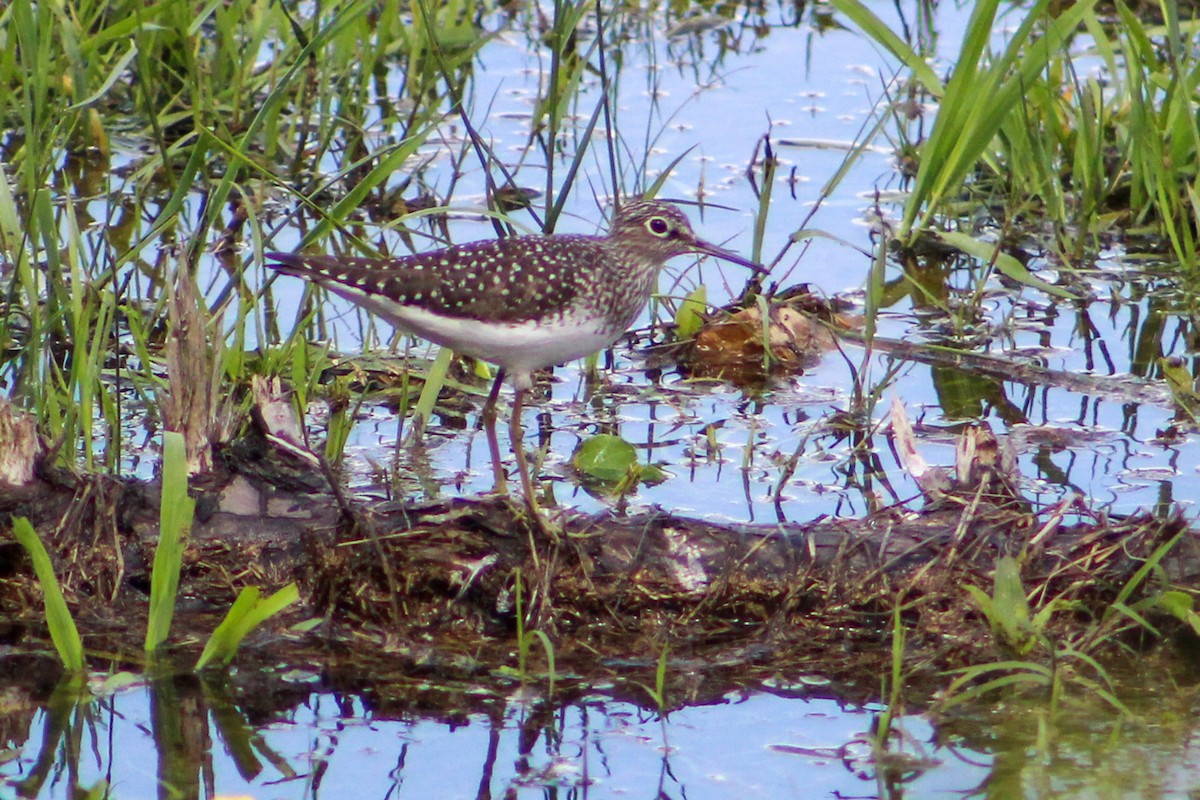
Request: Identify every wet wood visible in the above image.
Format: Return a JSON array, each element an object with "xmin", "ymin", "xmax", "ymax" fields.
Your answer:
[
  {"xmin": 846, "ymin": 329, "xmax": 1170, "ymax": 405},
  {"xmin": 0, "ymin": 436, "xmax": 1193, "ymax": 698}
]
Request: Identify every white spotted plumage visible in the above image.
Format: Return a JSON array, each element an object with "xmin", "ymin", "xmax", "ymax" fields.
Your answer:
[{"xmin": 267, "ymin": 200, "xmax": 761, "ymax": 389}]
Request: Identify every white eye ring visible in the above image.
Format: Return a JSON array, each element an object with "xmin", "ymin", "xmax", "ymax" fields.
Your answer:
[{"xmin": 647, "ymin": 217, "xmax": 671, "ymax": 237}]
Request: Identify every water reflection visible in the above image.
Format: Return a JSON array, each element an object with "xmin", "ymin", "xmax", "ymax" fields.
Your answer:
[
  {"xmin": 3, "ymin": 668, "xmax": 999, "ymax": 799},
  {"xmin": 2, "ymin": 652, "xmax": 1200, "ymax": 796},
  {"xmin": 9, "ymin": 665, "xmax": 1199, "ymax": 799}
]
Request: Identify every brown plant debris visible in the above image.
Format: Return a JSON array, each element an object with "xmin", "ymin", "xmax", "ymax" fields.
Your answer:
[
  {"xmin": 677, "ymin": 287, "xmax": 859, "ymax": 382},
  {"xmin": 0, "ymin": 421, "xmax": 1194, "ymax": 705},
  {"xmin": 161, "ymin": 262, "xmax": 235, "ymax": 475}
]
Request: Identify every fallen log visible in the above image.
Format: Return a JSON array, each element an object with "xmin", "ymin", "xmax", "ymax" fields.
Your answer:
[{"xmin": 0, "ymin": 396, "xmax": 1194, "ymax": 700}]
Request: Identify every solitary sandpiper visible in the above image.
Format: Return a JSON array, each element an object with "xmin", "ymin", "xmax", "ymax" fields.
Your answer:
[{"xmin": 267, "ymin": 199, "xmax": 763, "ymax": 513}]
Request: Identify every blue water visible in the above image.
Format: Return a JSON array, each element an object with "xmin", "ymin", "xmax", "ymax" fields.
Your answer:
[
  {"xmin": 12, "ymin": 2, "xmax": 1200, "ymax": 799},
  {"xmin": 249, "ymin": 0, "xmax": 1199, "ymax": 524},
  {"xmin": 2, "ymin": 682, "xmax": 989, "ymax": 799}
]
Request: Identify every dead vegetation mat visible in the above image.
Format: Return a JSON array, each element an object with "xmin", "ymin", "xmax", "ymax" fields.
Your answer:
[{"xmin": 0, "ymin": 449, "xmax": 1196, "ymax": 709}]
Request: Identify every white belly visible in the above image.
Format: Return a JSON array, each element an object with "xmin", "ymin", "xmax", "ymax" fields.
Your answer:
[{"xmin": 381, "ymin": 303, "xmax": 620, "ymax": 389}]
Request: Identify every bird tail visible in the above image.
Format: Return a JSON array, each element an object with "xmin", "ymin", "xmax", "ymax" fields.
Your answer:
[{"xmin": 265, "ymin": 251, "xmax": 340, "ymax": 279}]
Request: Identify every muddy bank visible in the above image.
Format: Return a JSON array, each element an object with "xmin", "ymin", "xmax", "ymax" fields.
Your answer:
[{"xmin": 0, "ymin": 423, "xmax": 1194, "ymax": 707}]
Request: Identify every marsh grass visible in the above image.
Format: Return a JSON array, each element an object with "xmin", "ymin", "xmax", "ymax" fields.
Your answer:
[
  {"xmin": 11, "ymin": 517, "xmax": 85, "ymax": 672},
  {"xmin": 0, "ymin": 0, "xmax": 745, "ymax": 490},
  {"xmin": 11, "ymin": 430, "xmax": 299, "ymax": 671},
  {"xmin": 145, "ymin": 431, "xmax": 194, "ymax": 653},
  {"xmin": 872, "ymin": 601, "xmax": 906, "ymax": 755},
  {"xmin": 8, "ymin": 0, "xmax": 1192, "ymax": 723},
  {"xmin": 634, "ymin": 645, "xmax": 672, "ymax": 747},
  {"xmin": 322, "ymin": 375, "xmax": 360, "ymax": 465},
  {"xmin": 839, "ymin": 0, "xmax": 1200, "ymax": 275},
  {"xmin": 513, "ymin": 570, "xmax": 557, "ymax": 696},
  {"xmin": 938, "ymin": 554, "xmax": 1129, "ymax": 714},
  {"xmin": 0, "ymin": 0, "xmax": 484, "ymax": 475},
  {"xmin": 195, "ymin": 583, "xmax": 300, "ymax": 670},
  {"xmin": 822, "ymin": 0, "xmax": 1200, "ymax": 462}
]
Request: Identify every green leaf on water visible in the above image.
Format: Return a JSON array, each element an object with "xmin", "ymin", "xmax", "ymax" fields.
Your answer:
[
  {"xmin": 573, "ymin": 434, "xmax": 639, "ymax": 483},
  {"xmin": 1160, "ymin": 357, "xmax": 1200, "ymax": 421},
  {"xmin": 674, "ymin": 284, "xmax": 708, "ymax": 341},
  {"xmin": 639, "ymin": 464, "xmax": 668, "ymax": 485}
]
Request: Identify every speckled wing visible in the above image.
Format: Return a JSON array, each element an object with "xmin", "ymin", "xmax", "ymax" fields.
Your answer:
[{"xmin": 267, "ymin": 235, "xmax": 595, "ymax": 324}]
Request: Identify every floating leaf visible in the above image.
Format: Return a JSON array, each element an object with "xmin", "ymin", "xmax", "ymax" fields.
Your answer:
[
  {"xmin": 573, "ymin": 434, "xmax": 639, "ymax": 483},
  {"xmin": 1160, "ymin": 356, "xmax": 1200, "ymax": 421},
  {"xmin": 640, "ymin": 464, "xmax": 669, "ymax": 485}
]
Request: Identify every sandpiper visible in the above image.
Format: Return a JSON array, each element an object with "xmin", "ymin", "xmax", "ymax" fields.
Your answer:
[{"xmin": 267, "ymin": 199, "xmax": 763, "ymax": 514}]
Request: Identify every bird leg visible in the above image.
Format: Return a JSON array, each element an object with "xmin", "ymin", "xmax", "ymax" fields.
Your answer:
[
  {"xmin": 509, "ymin": 386, "xmax": 541, "ymax": 516},
  {"xmin": 482, "ymin": 370, "xmax": 544, "ymax": 522},
  {"xmin": 481, "ymin": 369, "xmax": 507, "ymax": 495}
]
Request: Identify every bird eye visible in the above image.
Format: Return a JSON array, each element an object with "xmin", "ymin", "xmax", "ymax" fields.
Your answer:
[{"xmin": 647, "ymin": 217, "xmax": 671, "ymax": 237}]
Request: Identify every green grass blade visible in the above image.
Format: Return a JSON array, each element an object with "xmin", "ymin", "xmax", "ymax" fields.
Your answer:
[
  {"xmin": 855, "ymin": 0, "xmax": 1101, "ymax": 238},
  {"xmin": 640, "ymin": 147, "xmax": 699, "ymax": 202},
  {"xmin": 673, "ymin": 285, "xmax": 707, "ymax": 341},
  {"xmin": 932, "ymin": 230, "xmax": 1076, "ymax": 299},
  {"xmin": 195, "ymin": 583, "xmax": 300, "ymax": 670},
  {"xmin": 408, "ymin": 346, "xmax": 455, "ymax": 440},
  {"xmin": 11, "ymin": 517, "xmax": 84, "ymax": 672},
  {"xmin": 828, "ymin": 0, "xmax": 944, "ymax": 94},
  {"xmin": 65, "ymin": 42, "xmax": 138, "ymax": 110},
  {"xmin": 528, "ymin": 629, "xmax": 557, "ymax": 697},
  {"xmin": 145, "ymin": 431, "xmax": 196, "ymax": 652},
  {"xmin": 1107, "ymin": 525, "xmax": 1185, "ymax": 619},
  {"xmin": 0, "ymin": 155, "xmax": 26, "ymax": 265}
]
